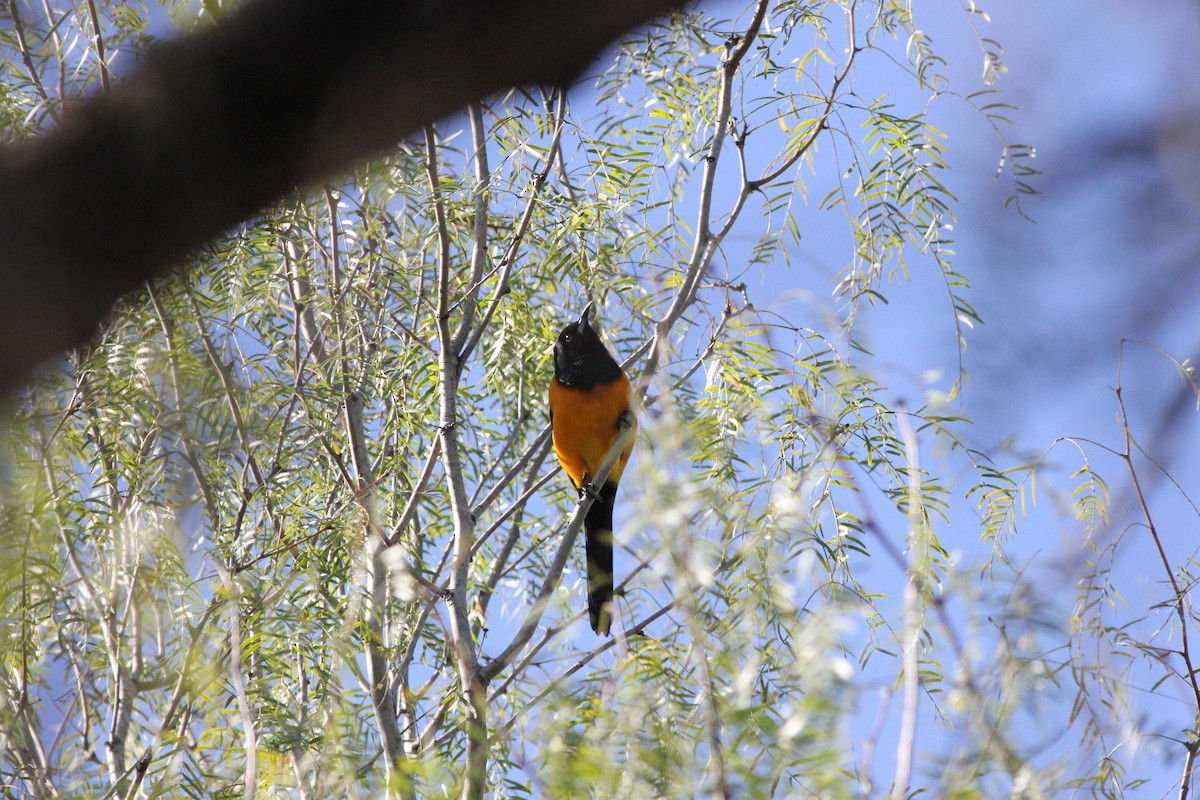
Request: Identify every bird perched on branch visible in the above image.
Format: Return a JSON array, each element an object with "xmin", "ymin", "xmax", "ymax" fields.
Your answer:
[{"xmin": 549, "ymin": 303, "xmax": 636, "ymax": 635}]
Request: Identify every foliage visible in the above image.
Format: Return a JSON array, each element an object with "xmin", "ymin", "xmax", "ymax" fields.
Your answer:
[{"xmin": 2, "ymin": 1, "xmax": 1197, "ymax": 799}]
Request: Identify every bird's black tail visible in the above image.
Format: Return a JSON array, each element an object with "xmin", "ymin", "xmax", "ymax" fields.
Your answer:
[{"xmin": 585, "ymin": 482, "xmax": 618, "ymax": 635}]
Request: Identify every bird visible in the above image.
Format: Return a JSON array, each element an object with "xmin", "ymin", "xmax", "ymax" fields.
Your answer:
[{"xmin": 548, "ymin": 302, "xmax": 636, "ymax": 635}]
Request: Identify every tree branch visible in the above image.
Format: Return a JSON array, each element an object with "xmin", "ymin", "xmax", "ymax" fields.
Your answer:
[
  {"xmin": 891, "ymin": 407, "xmax": 925, "ymax": 800},
  {"xmin": 0, "ymin": 0, "xmax": 686, "ymax": 394},
  {"xmin": 644, "ymin": 0, "xmax": 767, "ymax": 381},
  {"xmin": 479, "ymin": 421, "xmax": 636, "ymax": 683},
  {"xmin": 426, "ymin": 123, "xmax": 488, "ymax": 800}
]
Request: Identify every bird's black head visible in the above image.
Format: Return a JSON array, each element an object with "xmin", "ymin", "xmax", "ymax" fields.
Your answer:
[{"xmin": 554, "ymin": 303, "xmax": 622, "ymax": 389}]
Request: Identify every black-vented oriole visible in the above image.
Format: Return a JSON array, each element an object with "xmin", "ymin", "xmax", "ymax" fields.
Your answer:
[{"xmin": 549, "ymin": 303, "xmax": 636, "ymax": 636}]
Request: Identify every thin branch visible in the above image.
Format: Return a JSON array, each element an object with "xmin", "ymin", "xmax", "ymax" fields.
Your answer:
[
  {"xmin": 690, "ymin": 626, "xmax": 731, "ymax": 799},
  {"xmin": 890, "ymin": 407, "xmax": 924, "ymax": 800},
  {"xmin": 471, "ymin": 427, "xmax": 553, "ymax": 520},
  {"xmin": 477, "ymin": 441, "xmax": 555, "ymax": 622},
  {"xmin": 459, "ymin": 89, "xmax": 569, "ymax": 365},
  {"xmin": 471, "ymin": 451, "xmax": 557, "ymax": 561},
  {"xmin": 469, "ymin": 410, "xmax": 534, "ymax": 510},
  {"xmin": 39, "ymin": 0, "xmax": 65, "ymax": 103},
  {"xmin": 754, "ymin": 0, "xmax": 859, "ymax": 187},
  {"xmin": 218, "ymin": 568, "xmax": 259, "ymax": 800},
  {"xmin": 644, "ymin": 0, "xmax": 768, "ymax": 381},
  {"xmin": 498, "ymin": 600, "xmax": 678, "ymax": 733},
  {"xmin": 1115, "ymin": 384, "xmax": 1200, "ymax": 711},
  {"xmin": 83, "ymin": 0, "xmax": 111, "ymax": 93},
  {"xmin": 448, "ymin": 102, "xmax": 491, "ymax": 354},
  {"xmin": 1181, "ymin": 737, "xmax": 1199, "ymax": 800},
  {"xmin": 6, "ymin": 0, "xmax": 60, "ymax": 126},
  {"xmin": 479, "ymin": 421, "xmax": 636, "ymax": 683},
  {"xmin": 186, "ymin": 290, "xmax": 279, "ymax": 535},
  {"xmin": 426, "ymin": 122, "xmax": 488, "ymax": 800},
  {"xmin": 389, "ymin": 438, "xmax": 442, "ymax": 546}
]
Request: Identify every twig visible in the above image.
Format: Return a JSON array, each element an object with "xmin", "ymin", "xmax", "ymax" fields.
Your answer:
[
  {"xmin": 1115, "ymin": 382, "xmax": 1200, "ymax": 711},
  {"xmin": 388, "ymin": 438, "xmax": 442, "ymax": 546},
  {"xmin": 479, "ymin": 422, "xmax": 636, "ymax": 683},
  {"xmin": 498, "ymin": 600, "xmax": 678, "ymax": 733},
  {"xmin": 448, "ymin": 102, "xmax": 491, "ymax": 354},
  {"xmin": 469, "ymin": 410, "xmax": 534, "ymax": 509},
  {"xmin": 1112, "ymin": 350, "xmax": 1200, "ymax": 800},
  {"xmin": 471, "ymin": 427, "xmax": 554, "ymax": 520},
  {"xmin": 690, "ymin": 626, "xmax": 731, "ymax": 798},
  {"xmin": 754, "ymin": 0, "xmax": 859, "ymax": 187},
  {"xmin": 459, "ymin": 89, "xmax": 569, "ymax": 365},
  {"xmin": 471, "ymin": 460, "xmax": 557, "ymax": 560},
  {"xmin": 644, "ymin": 1, "xmax": 769, "ymax": 379}
]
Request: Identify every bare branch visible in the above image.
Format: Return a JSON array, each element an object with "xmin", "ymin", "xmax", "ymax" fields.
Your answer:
[
  {"xmin": 890, "ymin": 407, "xmax": 924, "ymax": 800},
  {"xmin": 1115, "ymin": 379, "xmax": 1200, "ymax": 711},
  {"xmin": 644, "ymin": 0, "xmax": 768, "ymax": 381},
  {"xmin": 426, "ymin": 122, "xmax": 489, "ymax": 800},
  {"xmin": 479, "ymin": 420, "xmax": 636, "ymax": 683},
  {"xmin": 1182, "ymin": 737, "xmax": 1199, "ymax": 800}
]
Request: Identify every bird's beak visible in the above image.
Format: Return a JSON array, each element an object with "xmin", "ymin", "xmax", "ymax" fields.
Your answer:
[{"xmin": 576, "ymin": 301, "xmax": 593, "ymax": 333}]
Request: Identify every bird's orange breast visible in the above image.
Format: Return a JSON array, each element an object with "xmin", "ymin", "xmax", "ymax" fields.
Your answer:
[{"xmin": 549, "ymin": 374, "xmax": 635, "ymax": 489}]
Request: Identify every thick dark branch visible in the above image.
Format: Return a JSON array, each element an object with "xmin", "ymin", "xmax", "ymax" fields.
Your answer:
[{"xmin": 0, "ymin": 0, "xmax": 685, "ymax": 393}]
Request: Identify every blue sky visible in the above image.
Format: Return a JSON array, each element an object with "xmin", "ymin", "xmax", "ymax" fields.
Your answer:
[{"xmin": 849, "ymin": 0, "xmax": 1200, "ymax": 792}]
